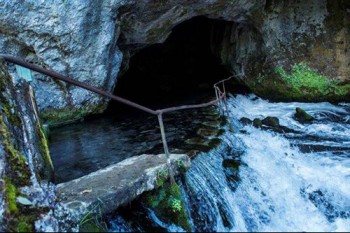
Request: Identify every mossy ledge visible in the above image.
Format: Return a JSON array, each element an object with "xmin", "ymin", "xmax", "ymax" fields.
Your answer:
[
  {"xmin": 248, "ymin": 62, "xmax": 350, "ymax": 102},
  {"xmin": 141, "ymin": 169, "xmax": 191, "ymax": 231},
  {"xmin": 40, "ymin": 103, "xmax": 107, "ymax": 127}
]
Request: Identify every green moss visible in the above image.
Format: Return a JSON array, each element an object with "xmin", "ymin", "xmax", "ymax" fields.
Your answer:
[
  {"xmin": 35, "ymin": 121, "xmax": 54, "ymax": 181},
  {"xmin": 16, "ymin": 217, "xmax": 34, "ymax": 232},
  {"xmin": 3, "ymin": 177, "xmax": 35, "ymax": 232},
  {"xmin": 295, "ymin": 107, "xmax": 314, "ymax": 123},
  {"xmin": 41, "ymin": 103, "xmax": 107, "ymax": 126},
  {"xmin": 249, "ymin": 62, "xmax": 350, "ymax": 102},
  {"xmin": 2, "ymin": 104, "xmax": 22, "ymax": 128},
  {"xmin": 5, "ymin": 177, "xmax": 18, "ymax": 214},
  {"xmin": 156, "ymin": 168, "xmax": 168, "ymax": 187},
  {"xmin": 275, "ymin": 63, "xmax": 350, "ymax": 100},
  {"xmin": 0, "ymin": 116, "xmax": 31, "ymax": 186},
  {"xmin": 142, "ymin": 182, "xmax": 191, "ymax": 231}
]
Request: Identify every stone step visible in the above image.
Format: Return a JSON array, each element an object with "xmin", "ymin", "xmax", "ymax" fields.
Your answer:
[{"xmin": 56, "ymin": 154, "xmax": 190, "ymax": 219}]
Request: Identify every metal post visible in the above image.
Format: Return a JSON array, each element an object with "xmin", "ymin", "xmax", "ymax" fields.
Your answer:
[{"xmin": 157, "ymin": 113, "xmax": 175, "ymax": 184}]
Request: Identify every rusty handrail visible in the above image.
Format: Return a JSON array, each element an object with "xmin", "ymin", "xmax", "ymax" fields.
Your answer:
[
  {"xmin": 1, "ymin": 54, "xmax": 233, "ymax": 115},
  {"xmin": 0, "ymin": 53, "xmax": 235, "ymax": 183}
]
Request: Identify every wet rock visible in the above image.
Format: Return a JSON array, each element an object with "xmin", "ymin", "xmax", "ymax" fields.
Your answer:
[
  {"xmin": 262, "ymin": 116, "xmax": 280, "ymax": 127},
  {"xmin": 222, "ymin": 159, "xmax": 240, "ymax": 191},
  {"xmin": 239, "ymin": 117, "xmax": 253, "ymax": 125},
  {"xmin": 295, "ymin": 107, "xmax": 314, "ymax": 123},
  {"xmin": 0, "ymin": 61, "xmax": 57, "ymax": 231},
  {"xmin": 56, "ymin": 154, "xmax": 190, "ymax": 231},
  {"xmin": 223, "ymin": 159, "xmax": 240, "ymax": 170},
  {"xmin": 253, "ymin": 118, "xmax": 262, "ymax": 128},
  {"xmin": 185, "ymin": 137, "xmax": 210, "ymax": 146},
  {"xmin": 252, "ymin": 116, "xmax": 295, "ymax": 134},
  {"xmin": 196, "ymin": 127, "xmax": 222, "ymax": 139},
  {"xmin": 202, "ymin": 121, "xmax": 222, "ymax": 128},
  {"xmin": 205, "ymin": 114, "xmax": 221, "ymax": 121}
]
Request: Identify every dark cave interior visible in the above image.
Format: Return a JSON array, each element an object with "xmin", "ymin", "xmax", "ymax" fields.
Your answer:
[{"xmin": 107, "ymin": 16, "xmax": 249, "ymax": 114}]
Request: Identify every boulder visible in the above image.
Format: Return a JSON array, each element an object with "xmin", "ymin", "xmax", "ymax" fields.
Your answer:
[
  {"xmin": 239, "ymin": 117, "xmax": 253, "ymax": 125},
  {"xmin": 253, "ymin": 118, "xmax": 262, "ymax": 128},
  {"xmin": 295, "ymin": 107, "xmax": 314, "ymax": 123},
  {"xmin": 262, "ymin": 116, "xmax": 280, "ymax": 127}
]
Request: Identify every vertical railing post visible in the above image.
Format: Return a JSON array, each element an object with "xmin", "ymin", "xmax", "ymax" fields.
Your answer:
[
  {"xmin": 157, "ymin": 113, "xmax": 175, "ymax": 184},
  {"xmin": 222, "ymin": 83, "xmax": 229, "ymax": 117}
]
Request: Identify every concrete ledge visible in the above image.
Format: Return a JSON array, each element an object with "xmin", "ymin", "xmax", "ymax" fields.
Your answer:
[{"xmin": 56, "ymin": 154, "xmax": 190, "ymax": 217}]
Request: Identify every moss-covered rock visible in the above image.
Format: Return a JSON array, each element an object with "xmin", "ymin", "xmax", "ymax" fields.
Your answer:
[
  {"xmin": 248, "ymin": 63, "xmax": 350, "ymax": 102},
  {"xmin": 239, "ymin": 117, "xmax": 253, "ymax": 125},
  {"xmin": 142, "ymin": 181, "xmax": 191, "ymax": 231},
  {"xmin": 295, "ymin": 107, "xmax": 314, "ymax": 123},
  {"xmin": 41, "ymin": 102, "xmax": 107, "ymax": 127},
  {"xmin": 262, "ymin": 116, "xmax": 280, "ymax": 128},
  {"xmin": 253, "ymin": 118, "xmax": 262, "ymax": 128},
  {"xmin": 0, "ymin": 61, "xmax": 57, "ymax": 231}
]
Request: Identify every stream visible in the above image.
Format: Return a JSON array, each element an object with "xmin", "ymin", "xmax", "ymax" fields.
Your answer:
[{"xmin": 108, "ymin": 94, "xmax": 350, "ymax": 232}]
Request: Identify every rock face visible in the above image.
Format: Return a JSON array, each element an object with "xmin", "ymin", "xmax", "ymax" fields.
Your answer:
[
  {"xmin": 0, "ymin": 1, "xmax": 124, "ymax": 123},
  {"xmin": 0, "ymin": 61, "xmax": 56, "ymax": 231},
  {"xmin": 0, "ymin": 0, "xmax": 349, "ymax": 122}
]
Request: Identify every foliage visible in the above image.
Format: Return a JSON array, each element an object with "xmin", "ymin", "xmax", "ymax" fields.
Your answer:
[
  {"xmin": 143, "ymin": 181, "xmax": 191, "ymax": 231},
  {"xmin": 5, "ymin": 177, "xmax": 18, "ymax": 214},
  {"xmin": 275, "ymin": 63, "xmax": 347, "ymax": 97},
  {"xmin": 79, "ymin": 199, "xmax": 108, "ymax": 232},
  {"xmin": 168, "ymin": 197, "xmax": 182, "ymax": 213}
]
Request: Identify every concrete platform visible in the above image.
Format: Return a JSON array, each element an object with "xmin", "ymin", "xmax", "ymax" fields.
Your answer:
[{"xmin": 56, "ymin": 154, "xmax": 190, "ymax": 216}]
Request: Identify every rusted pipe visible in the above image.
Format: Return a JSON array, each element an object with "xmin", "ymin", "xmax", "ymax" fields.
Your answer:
[
  {"xmin": 0, "ymin": 54, "xmax": 157, "ymax": 115},
  {"xmin": 1, "ymin": 54, "xmax": 234, "ymax": 116}
]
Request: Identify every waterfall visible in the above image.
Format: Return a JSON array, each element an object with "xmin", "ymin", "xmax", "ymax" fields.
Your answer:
[{"xmin": 109, "ymin": 95, "xmax": 350, "ymax": 232}]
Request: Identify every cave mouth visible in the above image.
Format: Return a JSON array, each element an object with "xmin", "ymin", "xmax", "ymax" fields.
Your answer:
[{"xmin": 107, "ymin": 16, "xmax": 249, "ymax": 114}]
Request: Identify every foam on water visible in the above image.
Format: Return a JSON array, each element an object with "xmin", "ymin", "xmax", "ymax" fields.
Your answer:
[
  {"xmin": 109, "ymin": 94, "xmax": 350, "ymax": 232},
  {"xmin": 184, "ymin": 95, "xmax": 350, "ymax": 232}
]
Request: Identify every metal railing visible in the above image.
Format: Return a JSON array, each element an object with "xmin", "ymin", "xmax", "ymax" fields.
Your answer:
[{"xmin": 0, "ymin": 54, "xmax": 233, "ymax": 182}]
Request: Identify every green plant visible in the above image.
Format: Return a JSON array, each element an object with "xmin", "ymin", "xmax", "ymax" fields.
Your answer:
[
  {"xmin": 5, "ymin": 177, "xmax": 18, "ymax": 214},
  {"xmin": 256, "ymin": 73, "xmax": 264, "ymax": 84},
  {"xmin": 275, "ymin": 63, "xmax": 343, "ymax": 97},
  {"xmin": 156, "ymin": 168, "xmax": 168, "ymax": 187},
  {"xmin": 168, "ymin": 197, "xmax": 182, "ymax": 213},
  {"xmin": 142, "ymin": 181, "xmax": 191, "ymax": 231},
  {"xmin": 79, "ymin": 199, "xmax": 108, "ymax": 232}
]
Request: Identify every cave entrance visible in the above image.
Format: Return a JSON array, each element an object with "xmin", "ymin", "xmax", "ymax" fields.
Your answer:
[{"xmin": 107, "ymin": 16, "xmax": 244, "ymax": 114}]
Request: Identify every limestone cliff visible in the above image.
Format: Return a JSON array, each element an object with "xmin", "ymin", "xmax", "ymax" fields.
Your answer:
[
  {"xmin": 0, "ymin": 60, "xmax": 56, "ymax": 231},
  {"xmin": 0, "ymin": 0, "xmax": 349, "ymax": 122}
]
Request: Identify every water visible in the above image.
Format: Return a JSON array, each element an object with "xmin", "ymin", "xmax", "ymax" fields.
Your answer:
[
  {"xmin": 109, "ymin": 94, "xmax": 350, "ymax": 232},
  {"xmin": 49, "ymin": 106, "xmax": 221, "ymax": 183}
]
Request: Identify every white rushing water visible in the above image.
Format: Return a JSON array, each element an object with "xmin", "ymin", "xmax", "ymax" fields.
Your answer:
[
  {"xmin": 109, "ymin": 94, "xmax": 350, "ymax": 232},
  {"xmin": 184, "ymin": 94, "xmax": 350, "ymax": 232}
]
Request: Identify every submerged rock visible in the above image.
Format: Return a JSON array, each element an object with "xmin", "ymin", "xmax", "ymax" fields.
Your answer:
[
  {"xmin": 253, "ymin": 118, "xmax": 262, "ymax": 128},
  {"xmin": 252, "ymin": 116, "xmax": 296, "ymax": 134},
  {"xmin": 295, "ymin": 107, "xmax": 314, "ymax": 123},
  {"xmin": 262, "ymin": 116, "xmax": 280, "ymax": 128},
  {"xmin": 239, "ymin": 117, "xmax": 253, "ymax": 125}
]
